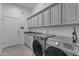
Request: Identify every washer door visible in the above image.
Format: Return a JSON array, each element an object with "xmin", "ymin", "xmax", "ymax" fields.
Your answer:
[
  {"xmin": 45, "ymin": 46, "xmax": 67, "ymax": 56},
  {"xmin": 32, "ymin": 40, "xmax": 43, "ymax": 56}
]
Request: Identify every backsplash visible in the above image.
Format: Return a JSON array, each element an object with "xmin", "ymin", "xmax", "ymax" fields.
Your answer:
[{"xmin": 30, "ymin": 26, "xmax": 79, "ymax": 37}]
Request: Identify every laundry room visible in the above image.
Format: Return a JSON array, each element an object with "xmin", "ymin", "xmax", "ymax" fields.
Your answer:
[{"xmin": 1, "ymin": 0, "xmax": 79, "ymax": 57}]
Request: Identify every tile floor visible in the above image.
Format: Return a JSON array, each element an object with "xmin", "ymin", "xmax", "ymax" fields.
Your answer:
[{"xmin": 0, "ymin": 44, "xmax": 34, "ymax": 56}]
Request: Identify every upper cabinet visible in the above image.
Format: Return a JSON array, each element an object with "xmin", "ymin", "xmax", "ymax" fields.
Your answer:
[
  {"xmin": 34, "ymin": 16, "xmax": 38, "ymax": 27},
  {"xmin": 51, "ymin": 4, "xmax": 62, "ymax": 25},
  {"xmin": 28, "ymin": 3, "xmax": 79, "ymax": 28},
  {"xmin": 38, "ymin": 13, "xmax": 44, "ymax": 26},
  {"xmin": 62, "ymin": 3, "xmax": 78, "ymax": 24},
  {"xmin": 31, "ymin": 17, "xmax": 35, "ymax": 27},
  {"xmin": 44, "ymin": 8, "xmax": 51, "ymax": 26}
]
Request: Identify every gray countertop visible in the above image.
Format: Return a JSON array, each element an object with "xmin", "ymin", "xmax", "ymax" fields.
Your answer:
[{"xmin": 24, "ymin": 31, "xmax": 56, "ymax": 38}]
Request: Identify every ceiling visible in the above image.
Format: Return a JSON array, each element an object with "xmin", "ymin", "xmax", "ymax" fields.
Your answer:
[{"xmin": 15, "ymin": 3, "xmax": 38, "ymax": 10}]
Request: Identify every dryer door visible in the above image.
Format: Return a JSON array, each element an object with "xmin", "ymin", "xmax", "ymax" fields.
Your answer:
[
  {"xmin": 45, "ymin": 46, "xmax": 67, "ymax": 56},
  {"xmin": 32, "ymin": 40, "xmax": 43, "ymax": 56}
]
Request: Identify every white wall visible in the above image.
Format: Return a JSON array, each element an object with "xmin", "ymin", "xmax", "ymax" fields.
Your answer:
[
  {"xmin": 0, "ymin": 3, "xmax": 32, "ymax": 50},
  {"xmin": 31, "ymin": 3, "xmax": 79, "ymax": 38},
  {"xmin": 2, "ymin": 3, "xmax": 31, "ymax": 30},
  {"xmin": 32, "ymin": 3, "xmax": 52, "ymax": 15},
  {"xmin": 2, "ymin": 3, "xmax": 31, "ymax": 44}
]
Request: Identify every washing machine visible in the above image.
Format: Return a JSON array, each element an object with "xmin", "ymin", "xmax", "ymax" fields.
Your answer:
[
  {"xmin": 32, "ymin": 36, "xmax": 46, "ymax": 56},
  {"xmin": 45, "ymin": 37, "xmax": 79, "ymax": 56},
  {"xmin": 32, "ymin": 33, "xmax": 56, "ymax": 56}
]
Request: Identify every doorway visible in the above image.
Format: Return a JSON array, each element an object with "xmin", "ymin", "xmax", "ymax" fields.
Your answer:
[{"xmin": 3, "ymin": 16, "xmax": 20, "ymax": 48}]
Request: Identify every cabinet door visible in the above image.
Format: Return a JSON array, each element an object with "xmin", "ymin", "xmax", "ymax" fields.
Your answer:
[
  {"xmin": 27, "ymin": 36, "xmax": 33, "ymax": 49},
  {"xmin": 34, "ymin": 16, "xmax": 38, "ymax": 27},
  {"xmin": 30, "ymin": 18, "xmax": 32, "ymax": 28},
  {"xmin": 62, "ymin": 3, "xmax": 77, "ymax": 24},
  {"xmin": 31, "ymin": 17, "xmax": 34, "ymax": 27},
  {"xmin": 31, "ymin": 18, "xmax": 33, "ymax": 27},
  {"xmin": 44, "ymin": 9, "xmax": 51, "ymax": 26},
  {"xmin": 32, "ymin": 17, "xmax": 35, "ymax": 27},
  {"xmin": 38, "ymin": 13, "xmax": 44, "ymax": 26},
  {"xmin": 37, "ymin": 15, "xmax": 39, "ymax": 27},
  {"xmin": 24, "ymin": 35, "xmax": 33, "ymax": 49},
  {"xmin": 51, "ymin": 4, "xmax": 61, "ymax": 25},
  {"xmin": 30, "ymin": 19, "xmax": 32, "ymax": 28}
]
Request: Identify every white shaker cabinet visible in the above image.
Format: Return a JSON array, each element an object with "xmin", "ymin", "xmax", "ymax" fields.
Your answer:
[
  {"xmin": 44, "ymin": 9, "xmax": 51, "ymax": 26},
  {"xmin": 51, "ymin": 4, "xmax": 61, "ymax": 25},
  {"xmin": 34, "ymin": 16, "xmax": 38, "ymax": 27},
  {"xmin": 24, "ymin": 35, "xmax": 33, "ymax": 49},
  {"xmin": 62, "ymin": 3, "xmax": 78, "ymax": 24},
  {"xmin": 32, "ymin": 17, "xmax": 35, "ymax": 27},
  {"xmin": 31, "ymin": 18, "xmax": 33, "ymax": 27},
  {"xmin": 30, "ymin": 19, "xmax": 32, "ymax": 28},
  {"xmin": 38, "ymin": 13, "xmax": 42, "ymax": 27},
  {"xmin": 31, "ymin": 17, "xmax": 34, "ymax": 27},
  {"xmin": 38, "ymin": 13, "xmax": 44, "ymax": 26}
]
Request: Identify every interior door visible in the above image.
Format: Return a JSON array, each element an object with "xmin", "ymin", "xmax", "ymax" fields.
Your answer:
[{"xmin": 3, "ymin": 16, "xmax": 20, "ymax": 47}]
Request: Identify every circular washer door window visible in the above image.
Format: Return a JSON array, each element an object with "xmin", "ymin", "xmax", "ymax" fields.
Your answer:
[
  {"xmin": 32, "ymin": 40, "xmax": 43, "ymax": 56},
  {"xmin": 45, "ymin": 46, "xmax": 67, "ymax": 56}
]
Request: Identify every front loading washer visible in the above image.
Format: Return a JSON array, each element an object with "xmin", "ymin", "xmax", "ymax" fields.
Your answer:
[{"xmin": 45, "ymin": 38, "xmax": 78, "ymax": 56}]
